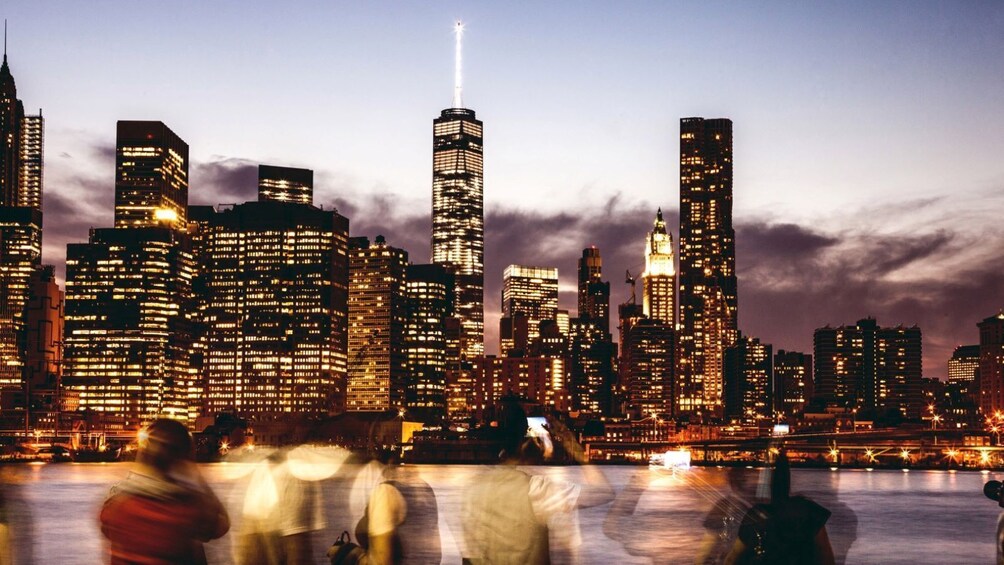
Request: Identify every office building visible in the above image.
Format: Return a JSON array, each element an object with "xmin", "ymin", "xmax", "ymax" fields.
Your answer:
[
  {"xmin": 948, "ymin": 344, "xmax": 980, "ymax": 384},
  {"xmin": 642, "ymin": 209, "xmax": 676, "ymax": 327},
  {"xmin": 678, "ymin": 117, "xmax": 738, "ymax": 417},
  {"xmin": 22, "ymin": 265, "xmax": 63, "ymax": 427},
  {"xmin": 0, "ymin": 51, "xmax": 43, "ymax": 393},
  {"xmin": 258, "ymin": 164, "xmax": 313, "ymax": 205},
  {"xmin": 193, "ymin": 200, "xmax": 350, "ymax": 417},
  {"xmin": 724, "ymin": 335, "xmax": 773, "ymax": 422},
  {"xmin": 568, "ymin": 318, "xmax": 614, "ymax": 416},
  {"xmin": 64, "ymin": 227, "xmax": 195, "ymax": 424},
  {"xmin": 500, "ymin": 265, "xmax": 558, "ymax": 355},
  {"xmin": 114, "ymin": 121, "xmax": 189, "ymax": 230},
  {"xmin": 814, "ymin": 318, "xmax": 922, "ymax": 419},
  {"xmin": 347, "ymin": 236, "xmax": 408, "ymax": 412},
  {"xmin": 578, "ymin": 247, "xmax": 609, "ymax": 328},
  {"xmin": 774, "ymin": 349, "xmax": 813, "ymax": 418},
  {"xmin": 471, "ymin": 355, "xmax": 567, "ymax": 417},
  {"xmin": 620, "ymin": 317, "xmax": 675, "ymax": 418},
  {"xmin": 405, "ymin": 264, "xmax": 455, "ymax": 423},
  {"xmin": 979, "ymin": 312, "xmax": 1004, "ymax": 415}
]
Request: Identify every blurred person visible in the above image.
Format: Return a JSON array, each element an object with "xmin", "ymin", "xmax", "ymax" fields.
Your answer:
[
  {"xmin": 100, "ymin": 418, "xmax": 230, "ymax": 565},
  {"xmin": 460, "ymin": 399, "xmax": 613, "ymax": 565},
  {"xmin": 235, "ymin": 445, "xmax": 347, "ymax": 565},
  {"xmin": 346, "ymin": 450, "xmax": 441, "ymax": 565},
  {"xmin": 695, "ymin": 467, "xmax": 758, "ymax": 565},
  {"xmin": 724, "ymin": 452, "xmax": 834, "ymax": 565}
]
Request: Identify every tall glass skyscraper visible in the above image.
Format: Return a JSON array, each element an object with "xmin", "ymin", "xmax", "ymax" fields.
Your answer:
[{"xmin": 678, "ymin": 117, "xmax": 738, "ymax": 417}]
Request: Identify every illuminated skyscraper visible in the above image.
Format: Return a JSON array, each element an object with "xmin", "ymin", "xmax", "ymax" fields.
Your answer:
[
  {"xmin": 948, "ymin": 345, "xmax": 980, "ymax": 384},
  {"xmin": 432, "ymin": 24, "xmax": 484, "ymax": 420},
  {"xmin": 114, "ymin": 121, "xmax": 189, "ymax": 230},
  {"xmin": 64, "ymin": 122, "xmax": 193, "ymax": 426},
  {"xmin": 405, "ymin": 264, "xmax": 454, "ymax": 423},
  {"xmin": 348, "ymin": 236, "xmax": 409, "ymax": 412},
  {"xmin": 258, "ymin": 164, "xmax": 313, "ymax": 205},
  {"xmin": 814, "ymin": 318, "xmax": 922, "ymax": 419},
  {"xmin": 621, "ymin": 317, "xmax": 675, "ymax": 418},
  {"xmin": 193, "ymin": 200, "xmax": 349, "ymax": 417},
  {"xmin": 0, "ymin": 50, "xmax": 43, "ymax": 393},
  {"xmin": 678, "ymin": 117, "xmax": 738, "ymax": 416},
  {"xmin": 978, "ymin": 313, "xmax": 1004, "ymax": 415},
  {"xmin": 578, "ymin": 247, "xmax": 609, "ymax": 328},
  {"xmin": 723, "ymin": 335, "xmax": 773, "ymax": 422},
  {"xmin": 642, "ymin": 209, "xmax": 676, "ymax": 327},
  {"xmin": 64, "ymin": 226, "xmax": 195, "ymax": 425},
  {"xmin": 774, "ymin": 349, "xmax": 813, "ymax": 418},
  {"xmin": 500, "ymin": 265, "xmax": 558, "ymax": 356}
]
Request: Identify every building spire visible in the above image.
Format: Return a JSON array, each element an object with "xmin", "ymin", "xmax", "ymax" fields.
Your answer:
[
  {"xmin": 453, "ymin": 20, "xmax": 464, "ymax": 108},
  {"xmin": 3, "ymin": 19, "xmax": 7, "ymax": 64}
]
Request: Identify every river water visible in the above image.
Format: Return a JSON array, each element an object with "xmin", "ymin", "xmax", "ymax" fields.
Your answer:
[{"xmin": 2, "ymin": 462, "xmax": 1000, "ymax": 564}]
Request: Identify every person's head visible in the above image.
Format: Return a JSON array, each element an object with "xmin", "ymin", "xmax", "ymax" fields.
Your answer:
[
  {"xmin": 770, "ymin": 451, "xmax": 791, "ymax": 504},
  {"xmin": 495, "ymin": 398, "xmax": 529, "ymax": 461},
  {"xmin": 137, "ymin": 418, "xmax": 193, "ymax": 474}
]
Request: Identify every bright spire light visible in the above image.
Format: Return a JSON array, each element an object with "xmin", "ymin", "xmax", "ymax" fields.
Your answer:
[{"xmin": 453, "ymin": 20, "xmax": 464, "ymax": 108}]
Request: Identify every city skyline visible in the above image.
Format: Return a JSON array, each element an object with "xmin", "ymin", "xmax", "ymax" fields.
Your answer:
[{"xmin": 1, "ymin": 3, "xmax": 1002, "ymax": 372}]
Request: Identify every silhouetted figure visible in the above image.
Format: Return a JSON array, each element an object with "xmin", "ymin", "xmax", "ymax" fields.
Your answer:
[
  {"xmin": 461, "ymin": 400, "xmax": 613, "ymax": 565},
  {"xmin": 101, "ymin": 418, "xmax": 230, "ymax": 564},
  {"xmin": 725, "ymin": 453, "xmax": 834, "ymax": 565},
  {"xmin": 353, "ymin": 453, "xmax": 441, "ymax": 565}
]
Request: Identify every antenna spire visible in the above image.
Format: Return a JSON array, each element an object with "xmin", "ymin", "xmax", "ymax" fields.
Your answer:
[
  {"xmin": 3, "ymin": 20, "xmax": 7, "ymax": 63},
  {"xmin": 453, "ymin": 20, "xmax": 464, "ymax": 108}
]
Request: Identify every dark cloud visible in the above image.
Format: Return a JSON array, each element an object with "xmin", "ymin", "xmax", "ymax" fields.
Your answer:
[{"xmin": 189, "ymin": 158, "xmax": 259, "ymax": 205}]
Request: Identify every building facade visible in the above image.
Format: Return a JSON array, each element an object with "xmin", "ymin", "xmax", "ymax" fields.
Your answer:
[
  {"xmin": 723, "ymin": 335, "xmax": 773, "ymax": 422},
  {"xmin": 642, "ymin": 209, "xmax": 676, "ymax": 327},
  {"xmin": 114, "ymin": 121, "xmax": 189, "ymax": 231},
  {"xmin": 678, "ymin": 117, "xmax": 738, "ymax": 417},
  {"xmin": 193, "ymin": 199, "xmax": 349, "ymax": 418},
  {"xmin": 814, "ymin": 318, "xmax": 923, "ymax": 420},
  {"xmin": 621, "ymin": 317, "xmax": 675, "ymax": 418},
  {"xmin": 405, "ymin": 264, "xmax": 455, "ymax": 423},
  {"xmin": 347, "ymin": 236, "xmax": 408, "ymax": 412},
  {"xmin": 500, "ymin": 265, "xmax": 558, "ymax": 356},
  {"xmin": 949, "ymin": 344, "xmax": 980, "ymax": 384},
  {"xmin": 258, "ymin": 164, "xmax": 313, "ymax": 205},
  {"xmin": 774, "ymin": 349, "xmax": 813, "ymax": 418},
  {"xmin": 979, "ymin": 313, "xmax": 1004, "ymax": 416},
  {"xmin": 578, "ymin": 247, "xmax": 609, "ymax": 328}
]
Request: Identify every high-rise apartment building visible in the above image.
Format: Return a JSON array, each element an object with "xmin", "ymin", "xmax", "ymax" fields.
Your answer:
[
  {"xmin": 642, "ymin": 209, "xmax": 676, "ymax": 327},
  {"xmin": 500, "ymin": 265, "xmax": 558, "ymax": 355},
  {"xmin": 258, "ymin": 164, "xmax": 313, "ymax": 205},
  {"xmin": 978, "ymin": 313, "xmax": 1004, "ymax": 415},
  {"xmin": 347, "ymin": 236, "xmax": 409, "ymax": 412},
  {"xmin": 723, "ymin": 335, "xmax": 773, "ymax": 422},
  {"xmin": 774, "ymin": 349, "xmax": 813, "ymax": 418},
  {"xmin": 64, "ymin": 122, "xmax": 194, "ymax": 426},
  {"xmin": 568, "ymin": 318, "xmax": 615, "ymax": 416},
  {"xmin": 678, "ymin": 117, "xmax": 737, "ymax": 417},
  {"xmin": 192, "ymin": 199, "xmax": 349, "ymax": 417},
  {"xmin": 22, "ymin": 265, "xmax": 63, "ymax": 427},
  {"xmin": 405, "ymin": 264, "xmax": 455, "ymax": 423},
  {"xmin": 814, "ymin": 318, "xmax": 922, "ymax": 419},
  {"xmin": 471, "ymin": 355, "xmax": 567, "ymax": 417},
  {"xmin": 620, "ymin": 317, "xmax": 675, "ymax": 418},
  {"xmin": 0, "ymin": 52, "xmax": 43, "ymax": 394},
  {"xmin": 114, "ymin": 121, "xmax": 189, "ymax": 230},
  {"xmin": 948, "ymin": 345, "xmax": 980, "ymax": 384},
  {"xmin": 578, "ymin": 247, "xmax": 609, "ymax": 328}
]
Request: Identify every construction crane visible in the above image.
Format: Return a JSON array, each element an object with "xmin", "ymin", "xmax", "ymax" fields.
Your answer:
[{"xmin": 625, "ymin": 269, "xmax": 636, "ymax": 305}]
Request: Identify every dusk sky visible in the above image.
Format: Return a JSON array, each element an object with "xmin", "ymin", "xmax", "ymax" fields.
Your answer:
[{"xmin": 3, "ymin": 1, "xmax": 1003, "ymax": 374}]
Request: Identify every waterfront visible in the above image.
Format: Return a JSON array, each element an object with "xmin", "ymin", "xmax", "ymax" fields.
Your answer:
[{"xmin": 2, "ymin": 462, "xmax": 999, "ymax": 564}]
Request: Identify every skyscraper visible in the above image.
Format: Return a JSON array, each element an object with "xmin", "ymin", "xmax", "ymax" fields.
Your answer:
[
  {"xmin": 347, "ymin": 236, "xmax": 409, "ymax": 412},
  {"xmin": 774, "ymin": 349, "xmax": 813, "ymax": 418},
  {"xmin": 978, "ymin": 312, "xmax": 1004, "ymax": 415},
  {"xmin": 578, "ymin": 247, "xmax": 609, "ymax": 328},
  {"xmin": 432, "ymin": 24, "xmax": 484, "ymax": 420},
  {"xmin": 64, "ymin": 122, "xmax": 194, "ymax": 426},
  {"xmin": 405, "ymin": 264, "xmax": 455, "ymax": 423},
  {"xmin": 814, "ymin": 318, "xmax": 922, "ymax": 419},
  {"xmin": 0, "ymin": 51, "xmax": 42, "ymax": 393},
  {"xmin": 948, "ymin": 345, "xmax": 980, "ymax": 384},
  {"xmin": 22, "ymin": 265, "xmax": 64, "ymax": 428},
  {"xmin": 500, "ymin": 265, "xmax": 558, "ymax": 355},
  {"xmin": 193, "ymin": 199, "xmax": 349, "ymax": 418},
  {"xmin": 723, "ymin": 335, "xmax": 773, "ymax": 422},
  {"xmin": 114, "ymin": 121, "xmax": 189, "ymax": 230},
  {"xmin": 258, "ymin": 164, "xmax": 313, "ymax": 205},
  {"xmin": 621, "ymin": 317, "xmax": 675, "ymax": 418},
  {"xmin": 642, "ymin": 209, "xmax": 676, "ymax": 327},
  {"xmin": 678, "ymin": 117, "xmax": 737, "ymax": 417}
]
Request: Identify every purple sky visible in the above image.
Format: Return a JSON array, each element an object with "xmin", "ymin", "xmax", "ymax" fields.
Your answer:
[{"xmin": 4, "ymin": 2, "xmax": 1003, "ymax": 375}]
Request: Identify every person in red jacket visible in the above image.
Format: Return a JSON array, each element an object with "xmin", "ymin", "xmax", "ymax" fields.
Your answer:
[{"xmin": 100, "ymin": 419, "xmax": 230, "ymax": 564}]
